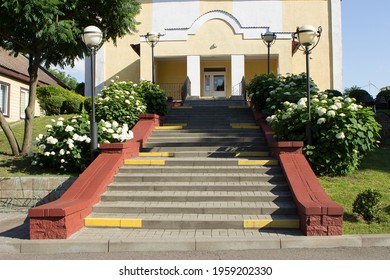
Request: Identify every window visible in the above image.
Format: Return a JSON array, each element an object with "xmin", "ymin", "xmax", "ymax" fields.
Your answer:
[
  {"xmin": 20, "ymin": 88, "xmax": 29, "ymax": 119},
  {"xmin": 0, "ymin": 82, "xmax": 10, "ymax": 116}
]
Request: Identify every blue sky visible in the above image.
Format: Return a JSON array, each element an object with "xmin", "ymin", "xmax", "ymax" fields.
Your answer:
[
  {"xmin": 342, "ymin": 0, "xmax": 390, "ymax": 95},
  {"xmin": 61, "ymin": 0, "xmax": 390, "ymax": 96}
]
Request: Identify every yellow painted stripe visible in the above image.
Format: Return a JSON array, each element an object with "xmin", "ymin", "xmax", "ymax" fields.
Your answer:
[
  {"xmin": 85, "ymin": 218, "xmax": 142, "ymax": 228},
  {"xmin": 138, "ymin": 152, "xmax": 175, "ymax": 157},
  {"xmin": 235, "ymin": 152, "xmax": 269, "ymax": 157},
  {"xmin": 238, "ymin": 159, "xmax": 279, "ymax": 166},
  {"xmin": 121, "ymin": 219, "xmax": 142, "ymax": 228},
  {"xmin": 243, "ymin": 219, "xmax": 299, "ymax": 229},
  {"xmin": 124, "ymin": 159, "xmax": 166, "ymax": 165},
  {"xmin": 155, "ymin": 126, "xmax": 184, "ymax": 130}
]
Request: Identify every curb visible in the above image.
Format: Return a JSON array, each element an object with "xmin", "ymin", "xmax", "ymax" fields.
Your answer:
[{"xmin": 1, "ymin": 234, "xmax": 390, "ymax": 254}]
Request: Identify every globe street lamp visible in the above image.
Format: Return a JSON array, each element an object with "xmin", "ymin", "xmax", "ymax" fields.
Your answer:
[
  {"xmin": 293, "ymin": 25, "xmax": 322, "ymax": 145},
  {"xmin": 81, "ymin": 25, "xmax": 103, "ymax": 161},
  {"xmin": 143, "ymin": 32, "xmax": 163, "ymax": 84},
  {"xmin": 261, "ymin": 31, "xmax": 277, "ymax": 75}
]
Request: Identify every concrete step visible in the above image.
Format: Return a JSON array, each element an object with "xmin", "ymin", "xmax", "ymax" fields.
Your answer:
[
  {"xmin": 84, "ymin": 213, "xmax": 300, "ymax": 230},
  {"xmin": 140, "ymin": 145, "xmax": 269, "ymax": 153},
  {"xmin": 124, "ymin": 157, "xmax": 279, "ymax": 166},
  {"xmin": 145, "ymin": 136, "xmax": 265, "ymax": 143},
  {"xmin": 149, "ymin": 130, "xmax": 264, "ymax": 137},
  {"xmin": 107, "ymin": 181, "xmax": 289, "ymax": 192},
  {"xmin": 118, "ymin": 165, "xmax": 282, "ymax": 174},
  {"xmin": 112, "ymin": 172, "xmax": 285, "ymax": 183},
  {"xmin": 137, "ymin": 151, "xmax": 270, "ymax": 158},
  {"xmin": 100, "ymin": 190, "xmax": 293, "ymax": 202},
  {"xmin": 91, "ymin": 201, "xmax": 297, "ymax": 215}
]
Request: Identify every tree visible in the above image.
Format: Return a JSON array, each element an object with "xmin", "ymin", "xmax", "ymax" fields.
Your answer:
[
  {"xmin": 47, "ymin": 68, "xmax": 78, "ymax": 91},
  {"xmin": 0, "ymin": 0, "xmax": 141, "ymax": 156}
]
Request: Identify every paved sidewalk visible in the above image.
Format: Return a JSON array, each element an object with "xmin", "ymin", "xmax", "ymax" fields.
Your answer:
[{"xmin": 1, "ymin": 210, "xmax": 390, "ymax": 255}]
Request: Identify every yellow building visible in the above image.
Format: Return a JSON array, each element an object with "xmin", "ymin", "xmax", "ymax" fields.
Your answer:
[{"xmin": 88, "ymin": 0, "xmax": 342, "ymax": 99}]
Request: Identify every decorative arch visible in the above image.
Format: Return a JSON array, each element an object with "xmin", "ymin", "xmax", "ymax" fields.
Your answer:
[{"xmin": 162, "ymin": 10, "xmax": 267, "ymax": 41}]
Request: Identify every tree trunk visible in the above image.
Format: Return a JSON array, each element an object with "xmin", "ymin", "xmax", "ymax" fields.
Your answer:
[
  {"xmin": 0, "ymin": 111, "xmax": 21, "ymax": 155},
  {"xmin": 20, "ymin": 54, "xmax": 40, "ymax": 155}
]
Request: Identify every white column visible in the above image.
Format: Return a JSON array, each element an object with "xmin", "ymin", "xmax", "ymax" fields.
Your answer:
[
  {"xmin": 330, "ymin": 0, "xmax": 343, "ymax": 91},
  {"xmin": 231, "ymin": 55, "xmax": 245, "ymax": 96},
  {"xmin": 187, "ymin": 55, "xmax": 200, "ymax": 97},
  {"xmin": 84, "ymin": 46, "xmax": 105, "ymax": 96}
]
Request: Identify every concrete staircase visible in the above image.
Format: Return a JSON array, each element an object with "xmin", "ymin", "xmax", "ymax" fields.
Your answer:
[{"xmin": 85, "ymin": 99, "xmax": 299, "ymax": 231}]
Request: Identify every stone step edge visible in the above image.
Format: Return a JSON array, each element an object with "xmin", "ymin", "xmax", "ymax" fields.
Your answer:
[
  {"xmin": 123, "ymin": 159, "xmax": 279, "ymax": 166},
  {"xmin": 84, "ymin": 217, "xmax": 299, "ymax": 229},
  {"xmin": 138, "ymin": 151, "xmax": 270, "ymax": 157}
]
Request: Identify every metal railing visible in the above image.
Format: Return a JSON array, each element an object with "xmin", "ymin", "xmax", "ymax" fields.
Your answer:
[
  {"xmin": 232, "ymin": 77, "xmax": 247, "ymax": 102},
  {"xmin": 159, "ymin": 77, "xmax": 191, "ymax": 102},
  {"xmin": 181, "ymin": 77, "xmax": 191, "ymax": 102}
]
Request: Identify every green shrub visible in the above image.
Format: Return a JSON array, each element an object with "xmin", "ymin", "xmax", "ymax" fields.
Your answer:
[
  {"xmin": 135, "ymin": 80, "xmax": 168, "ymax": 116},
  {"xmin": 45, "ymin": 96, "xmax": 66, "ymax": 115},
  {"xmin": 62, "ymin": 92, "xmax": 85, "ymax": 114},
  {"xmin": 352, "ymin": 189, "xmax": 382, "ymax": 223},
  {"xmin": 324, "ymin": 89, "xmax": 342, "ymax": 97},
  {"xmin": 247, "ymin": 74, "xmax": 279, "ymax": 112},
  {"xmin": 37, "ymin": 85, "xmax": 85, "ymax": 115},
  {"xmin": 267, "ymin": 93, "xmax": 381, "ymax": 176},
  {"xmin": 266, "ymin": 73, "xmax": 319, "ymax": 113},
  {"xmin": 31, "ymin": 114, "xmax": 134, "ymax": 172},
  {"xmin": 95, "ymin": 79, "xmax": 146, "ymax": 128},
  {"xmin": 84, "ymin": 97, "xmax": 92, "ymax": 113},
  {"xmin": 377, "ymin": 89, "xmax": 390, "ymax": 103}
]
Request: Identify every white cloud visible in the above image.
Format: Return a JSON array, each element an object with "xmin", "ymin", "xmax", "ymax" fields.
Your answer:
[{"xmin": 53, "ymin": 58, "xmax": 85, "ymax": 82}]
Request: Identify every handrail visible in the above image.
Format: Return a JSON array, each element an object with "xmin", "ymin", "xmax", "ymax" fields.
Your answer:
[{"xmin": 181, "ymin": 77, "xmax": 191, "ymax": 102}]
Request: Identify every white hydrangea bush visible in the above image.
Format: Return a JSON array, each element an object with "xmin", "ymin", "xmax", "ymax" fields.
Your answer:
[
  {"xmin": 31, "ymin": 114, "xmax": 134, "ymax": 172},
  {"xmin": 267, "ymin": 92, "xmax": 381, "ymax": 176}
]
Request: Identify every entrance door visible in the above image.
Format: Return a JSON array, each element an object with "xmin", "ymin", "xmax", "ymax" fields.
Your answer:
[{"xmin": 204, "ymin": 72, "xmax": 226, "ymax": 97}]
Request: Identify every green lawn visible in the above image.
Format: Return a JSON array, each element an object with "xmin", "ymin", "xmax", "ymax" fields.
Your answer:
[
  {"xmin": 1, "ymin": 116, "xmax": 389, "ymax": 234},
  {"xmin": 319, "ymin": 139, "xmax": 390, "ymax": 234},
  {"xmin": 0, "ymin": 115, "xmax": 76, "ymax": 176}
]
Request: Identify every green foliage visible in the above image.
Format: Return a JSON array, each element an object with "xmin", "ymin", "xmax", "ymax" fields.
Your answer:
[
  {"xmin": 346, "ymin": 88, "xmax": 370, "ymax": 100},
  {"xmin": 135, "ymin": 80, "xmax": 168, "ymax": 116},
  {"xmin": 47, "ymin": 68, "xmax": 78, "ymax": 90},
  {"xmin": 96, "ymin": 79, "xmax": 147, "ymax": 128},
  {"xmin": 266, "ymin": 73, "xmax": 319, "ymax": 113},
  {"xmin": 248, "ymin": 73, "xmax": 318, "ymax": 114},
  {"xmin": 352, "ymin": 189, "xmax": 383, "ymax": 223},
  {"xmin": 377, "ymin": 89, "xmax": 390, "ymax": 103},
  {"xmin": 267, "ymin": 93, "xmax": 381, "ymax": 176},
  {"xmin": 75, "ymin": 82, "xmax": 85, "ymax": 96},
  {"xmin": 324, "ymin": 89, "xmax": 342, "ymax": 97},
  {"xmin": 31, "ymin": 114, "xmax": 134, "ymax": 172},
  {"xmin": 37, "ymin": 85, "xmax": 85, "ymax": 115},
  {"xmin": 62, "ymin": 92, "xmax": 85, "ymax": 114},
  {"xmin": 45, "ymin": 96, "xmax": 66, "ymax": 115},
  {"xmin": 247, "ymin": 74, "xmax": 279, "ymax": 111}
]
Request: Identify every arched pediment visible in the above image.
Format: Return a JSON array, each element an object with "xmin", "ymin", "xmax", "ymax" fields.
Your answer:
[{"xmin": 162, "ymin": 10, "xmax": 267, "ymax": 41}]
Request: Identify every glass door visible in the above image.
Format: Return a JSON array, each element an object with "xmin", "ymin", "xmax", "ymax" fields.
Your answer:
[{"xmin": 204, "ymin": 72, "xmax": 226, "ymax": 97}]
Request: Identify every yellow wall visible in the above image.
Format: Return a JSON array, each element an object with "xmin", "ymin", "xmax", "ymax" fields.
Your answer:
[
  {"xmin": 245, "ymin": 58, "xmax": 278, "ymax": 82},
  {"xmin": 282, "ymin": 0, "xmax": 331, "ymax": 90},
  {"xmin": 103, "ymin": 0, "xmax": 335, "ymax": 92}
]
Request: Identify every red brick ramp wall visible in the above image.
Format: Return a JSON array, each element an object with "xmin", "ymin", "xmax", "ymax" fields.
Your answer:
[
  {"xmin": 254, "ymin": 109, "xmax": 344, "ymax": 235},
  {"xmin": 29, "ymin": 114, "xmax": 160, "ymax": 239},
  {"xmin": 280, "ymin": 154, "xmax": 344, "ymax": 236}
]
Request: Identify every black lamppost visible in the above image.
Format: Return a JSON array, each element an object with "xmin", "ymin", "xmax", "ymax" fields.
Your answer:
[
  {"xmin": 143, "ymin": 32, "xmax": 163, "ymax": 84},
  {"xmin": 261, "ymin": 31, "xmax": 277, "ymax": 75},
  {"xmin": 81, "ymin": 25, "xmax": 103, "ymax": 161},
  {"xmin": 293, "ymin": 25, "xmax": 322, "ymax": 145}
]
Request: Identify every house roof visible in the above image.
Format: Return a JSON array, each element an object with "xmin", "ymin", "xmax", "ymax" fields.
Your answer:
[{"xmin": 0, "ymin": 48, "xmax": 67, "ymax": 88}]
